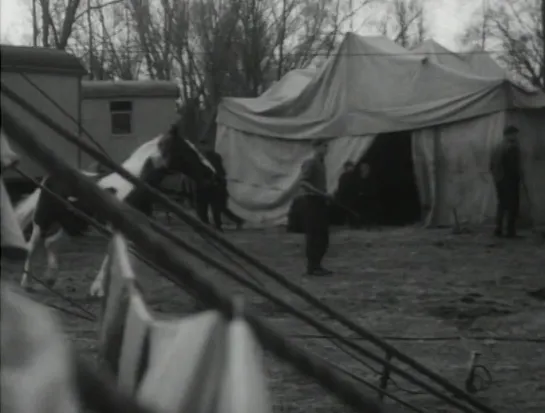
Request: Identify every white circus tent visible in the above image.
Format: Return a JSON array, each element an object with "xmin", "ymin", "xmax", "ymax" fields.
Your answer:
[{"xmin": 215, "ymin": 33, "xmax": 545, "ymax": 228}]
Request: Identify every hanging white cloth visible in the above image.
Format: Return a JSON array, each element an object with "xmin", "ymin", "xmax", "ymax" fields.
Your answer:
[
  {"xmin": 102, "ymin": 233, "xmax": 273, "ymax": 413},
  {"xmin": 1, "ymin": 132, "xmax": 27, "ymax": 261},
  {"xmin": 0, "ymin": 284, "xmax": 82, "ymax": 413}
]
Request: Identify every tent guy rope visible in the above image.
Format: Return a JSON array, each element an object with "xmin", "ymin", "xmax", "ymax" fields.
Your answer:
[
  {"xmin": 11, "ymin": 147, "xmax": 429, "ymax": 410},
  {"xmin": 7, "ymin": 117, "xmax": 429, "ymax": 408},
  {"xmin": 0, "ymin": 80, "xmax": 496, "ymax": 413},
  {"xmin": 12, "ymin": 161, "xmax": 467, "ymax": 408},
  {"xmin": 1, "ymin": 103, "xmax": 389, "ymax": 413}
]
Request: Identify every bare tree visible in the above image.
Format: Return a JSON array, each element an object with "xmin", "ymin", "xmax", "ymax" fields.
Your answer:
[
  {"xmin": 460, "ymin": 0, "xmax": 495, "ymax": 51},
  {"xmin": 20, "ymin": 0, "xmax": 387, "ymax": 100},
  {"xmin": 33, "ymin": 0, "xmax": 84, "ymax": 49},
  {"xmin": 175, "ymin": 0, "xmax": 375, "ymax": 145},
  {"xmin": 127, "ymin": 0, "xmax": 166, "ymax": 79},
  {"xmin": 270, "ymin": 0, "xmax": 375, "ymax": 78},
  {"xmin": 460, "ymin": 0, "xmax": 544, "ymax": 90},
  {"xmin": 169, "ymin": 0, "xmax": 200, "ymax": 101},
  {"xmin": 189, "ymin": 0, "xmax": 370, "ymax": 102},
  {"xmin": 64, "ymin": 0, "xmax": 143, "ymax": 79},
  {"xmin": 376, "ymin": 0, "xmax": 428, "ymax": 48},
  {"xmin": 25, "ymin": 0, "xmax": 136, "ymax": 79}
]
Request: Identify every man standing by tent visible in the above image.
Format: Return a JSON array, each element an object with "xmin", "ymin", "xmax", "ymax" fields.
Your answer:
[
  {"xmin": 298, "ymin": 140, "xmax": 333, "ymax": 276},
  {"xmin": 490, "ymin": 125, "xmax": 523, "ymax": 238}
]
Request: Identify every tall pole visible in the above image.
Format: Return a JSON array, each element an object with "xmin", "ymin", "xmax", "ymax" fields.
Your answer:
[
  {"xmin": 540, "ymin": 0, "xmax": 545, "ymax": 91},
  {"xmin": 32, "ymin": 0, "xmax": 38, "ymax": 46},
  {"xmin": 480, "ymin": 0, "xmax": 487, "ymax": 50},
  {"xmin": 87, "ymin": 0, "xmax": 94, "ymax": 80},
  {"xmin": 349, "ymin": 0, "xmax": 354, "ymax": 32}
]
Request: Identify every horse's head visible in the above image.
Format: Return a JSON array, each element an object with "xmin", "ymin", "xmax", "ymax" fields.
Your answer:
[{"xmin": 156, "ymin": 122, "xmax": 217, "ymax": 186}]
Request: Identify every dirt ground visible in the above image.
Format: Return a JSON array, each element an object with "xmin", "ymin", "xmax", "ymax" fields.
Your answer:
[{"xmin": 2, "ymin": 218, "xmax": 544, "ymax": 413}]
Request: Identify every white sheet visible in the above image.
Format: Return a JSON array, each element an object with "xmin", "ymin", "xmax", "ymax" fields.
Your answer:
[
  {"xmin": 1, "ymin": 284, "xmax": 81, "ymax": 413},
  {"xmin": 102, "ymin": 234, "xmax": 273, "ymax": 413},
  {"xmin": 1, "ymin": 178, "xmax": 28, "ymax": 258},
  {"xmin": 216, "ymin": 125, "xmax": 376, "ymax": 227}
]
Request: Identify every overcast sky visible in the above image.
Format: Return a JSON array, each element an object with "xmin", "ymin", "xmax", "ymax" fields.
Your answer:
[{"xmin": 0, "ymin": 0, "xmax": 478, "ymax": 50}]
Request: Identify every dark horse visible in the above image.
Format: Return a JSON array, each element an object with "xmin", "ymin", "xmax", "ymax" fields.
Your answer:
[{"xmin": 15, "ymin": 121, "xmax": 217, "ymax": 297}]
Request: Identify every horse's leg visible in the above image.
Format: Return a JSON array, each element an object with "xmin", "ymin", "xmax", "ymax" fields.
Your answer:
[
  {"xmin": 20, "ymin": 223, "xmax": 43, "ymax": 290},
  {"xmin": 89, "ymin": 251, "xmax": 110, "ymax": 298},
  {"xmin": 42, "ymin": 228, "xmax": 64, "ymax": 287}
]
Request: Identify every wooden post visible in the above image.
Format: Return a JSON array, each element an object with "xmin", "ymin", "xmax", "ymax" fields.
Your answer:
[
  {"xmin": 77, "ymin": 79, "xmax": 83, "ymax": 168},
  {"xmin": 378, "ymin": 353, "xmax": 393, "ymax": 402},
  {"xmin": 429, "ymin": 127, "xmax": 442, "ymax": 227}
]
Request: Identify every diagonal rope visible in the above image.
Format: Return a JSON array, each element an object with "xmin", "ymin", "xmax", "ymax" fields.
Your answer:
[
  {"xmin": 288, "ymin": 333, "xmax": 545, "ymax": 343},
  {"xmin": 319, "ymin": 355, "xmax": 428, "ymax": 413},
  {"xmin": 331, "ymin": 336, "xmax": 425, "ymax": 396},
  {"xmin": 19, "ymin": 72, "xmax": 113, "ymax": 162},
  {"xmin": 13, "ymin": 74, "xmax": 267, "ymax": 290},
  {"xmin": 0, "ymin": 261, "xmax": 95, "ymax": 322},
  {"xmin": 12, "ymin": 160, "xmax": 495, "ymax": 401},
  {"xmin": 164, "ymin": 210, "xmax": 267, "ymax": 289},
  {"xmin": 45, "ymin": 301, "xmax": 96, "ymax": 322},
  {"xmin": 4, "ymin": 106, "xmax": 389, "ymax": 413},
  {"xmin": 12, "ymin": 135, "xmax": 425, "ymax": 413},
  {"xmin": 15, "ymin": 166, "xmax": 384, "ymax": 384},
  {"xmin": 12, "ymin": 167, "xmax": 206, "ymax": 309},
  {"xmin": 25, "ymin": 271, "xmax": 96, "ymax": 321},
  {"xmin": 134, "ymin": 210, "xmax": 480, "ymax": 411},
  {"xmin": 1, "ymin": 83, "xmax": 496, "ymax": 413}
]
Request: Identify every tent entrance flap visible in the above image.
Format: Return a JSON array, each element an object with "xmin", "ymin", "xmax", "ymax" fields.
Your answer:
[{"xmin": 359, "ymin": 132, "xmax": 422, "ymax": 225}]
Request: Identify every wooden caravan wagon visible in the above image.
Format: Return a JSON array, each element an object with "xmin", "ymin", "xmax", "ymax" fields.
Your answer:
[
  {"xmin": 81, "ymin": 80, "xmax": 180, "ymax": 167},
  {"xmin": 1, "ymin": 45, "xmax": 87, "ymax": 190}
]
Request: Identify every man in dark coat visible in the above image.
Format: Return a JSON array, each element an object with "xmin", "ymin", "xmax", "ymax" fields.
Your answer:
[
  {"xmin": 194, "ymin": 149, "xmax": 244, "ymax": 231},
  {"xmin": 298, "ymin": 140, "xmax": 332, "ymax": 276},
  {"xmin": 489, "ymin": 125, "xmax": 523, "ymax": 238}
]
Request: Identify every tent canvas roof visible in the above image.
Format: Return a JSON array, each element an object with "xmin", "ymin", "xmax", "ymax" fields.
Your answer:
[
  {"xmin": 410, "ymin": 39, "xmax": 507, "ymax": 79},
  {"xmin": 217, "ymin": 33, "xmax": 545, "ymax": 139}
]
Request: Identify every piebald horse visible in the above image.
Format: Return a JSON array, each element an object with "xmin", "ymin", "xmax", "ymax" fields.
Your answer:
[{"xmin": 15, "ymin": 122, "xmax": 216, "ymax": 297}]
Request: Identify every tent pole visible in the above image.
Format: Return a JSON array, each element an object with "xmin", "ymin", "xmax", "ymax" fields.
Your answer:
[
  {"xmin": 2, "ymin": 104, "xmax": 387, "ymax": 413},
  {"xmin": 430, "ymin": 127, "xmax": 442, "ymax": 227},
  {"xmin": 0, "ymin": 82, "xmax": 497, "ymax": 413}
]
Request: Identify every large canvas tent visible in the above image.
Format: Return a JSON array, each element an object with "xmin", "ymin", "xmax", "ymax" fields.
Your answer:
[{"xmin": 215, "ymin": 33, "xmax": 545, "ymax": 228}]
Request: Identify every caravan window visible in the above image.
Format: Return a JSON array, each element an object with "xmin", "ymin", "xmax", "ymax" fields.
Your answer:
[{"xmin": 110, "ymin": 101, "xmax": 133, "ymax": 136}]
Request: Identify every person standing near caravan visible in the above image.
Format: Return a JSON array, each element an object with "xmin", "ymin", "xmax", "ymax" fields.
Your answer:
[
  {"xmin": 489, "ymin": 125, "xmax": 523, "ymax": 238},
  {"xmin": 298, "ymin": 140, "xmax": 333, "ymax": 276}
]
